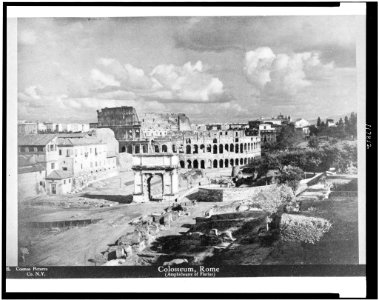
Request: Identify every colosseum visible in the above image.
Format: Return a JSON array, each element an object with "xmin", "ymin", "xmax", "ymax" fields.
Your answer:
[{"xmin": 96, "ymin": 106, "xmax": 261, "ymax": 169}]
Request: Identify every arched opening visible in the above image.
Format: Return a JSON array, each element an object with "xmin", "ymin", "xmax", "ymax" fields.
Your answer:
[
  {"xmin": 154, "ymin": 145, "xmax": 160, "ymax": 153},
  {"xmin": 172, "ymin": 144, "xmax": 177, "ymax": 153},
  {"xmin": 193, "ymin": 160, "xmax": 199, "ymax": 169},
  {"xmin": 193, "ymin": 145, "xmax": 199, "ymax": 154},
  {"xmin": 135, "ymin": 145, "xmax": 140, "ymax": 154},
  {"xmin": 206, "ymin": 145, "xmax": 212, "ymax": 153},
  {"xmin": 244, "ymin": 158, "xmax": 247, "ymax": 164},
  {"xmin": 213, "ymin": 145, "xmax": 218, "ymax": 154},
  {"xmin": 180, "ymin": 160, "xmax": 185, "ymax": 168},
  {"xmin": 225, "ymin": 159, "xmax": 229, "ymax": 168},
  {"xmin": 121, "ymin": 146, "xmax": 126, "ymax": 153},
  {"xmin": 213, "ymin": 159, "xmax": 218, "ymax": 168},
  {"xmin": 240, "ymin": 158, "xmax": 243, "ymax": 165},
  {"xmin": 219, "ymin": 144, "xmax": 223, "ymax": 154},
  {"xmin": 147, "ymin": 174, "xmax": 163, "ymax": 201},
  {"xmin": 230, "ymin": 159, "xmax": 234, "ymax": 166},
  {"xmin": 127, "ymin": 145, "xmax": 133, "ymax": 154},
  {"xmin": 225, "ymin": 144, "xmax": 229, "ymax": 152},
  {"xmin": 143, "ymin": 145, "xmax": 148, "ymax": 153},
  {"xmin": 187, "ymin": 160, "xmax": 192, "ymax": 168},
  {"xmin": 208, "ymin": 160, "xmax": 212, "ymax": 168},
  {"xmin": 248, "ymin": 143, "xmax": 251, "ymax": 151},
  {"xmin": 201, "ymin": 160, "xmax": 205, "ymax": 169},
  {"xmin": 235, "ymin": 144, "xmax": 239, "ymax": 153},
  {"xmin": 162, "ymin": 145, "xmax": 168, "ymax": 153},
  {"xmin": 219, "ymin": 159, "xmax": 223, "ymax": 168},
  {"xmin": 244, "ymin": 143, "xmax": 247, "ymax": 151},
  {"xmin": 230, "ymin": 144, "xmax": 234, "ymax": 152},
  {"xmin": 186, "ymin": 145, "xmax": 191, "ymax": 154},
  {"xmin": 240, "ymin": 144, "xmax": 243, "ymax": 153},
  {"xmin": 235, "ymin": 158, "xmax": 239, "ymax": 166},
  {"xmin": 200, "ymin": 144, "xmax": 205, "ymax": 153},
  {"xmin": 213, "ymin": 138, "xmax": 218, "ymax": 143},
  {"xmin": 235, "ymin": 132, "xmax": 238, "ymax": 137}
]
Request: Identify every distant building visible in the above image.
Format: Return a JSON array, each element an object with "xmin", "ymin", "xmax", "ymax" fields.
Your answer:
[
  {"xmin": 18, "ymin": 122, "xmax": 38, "ymax": 135},
  {"xmin": 326, "ymin": 119, "xmax": 336, "ymax": 127},
  {"xmin": 294, "ymin": 118, "xmax": 310, "ymax": 136}
]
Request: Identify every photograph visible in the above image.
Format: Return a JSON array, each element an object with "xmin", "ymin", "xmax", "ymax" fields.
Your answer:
[{"xmin": 4, "ymin": 3, "xmax": 371, "ymax": 295}]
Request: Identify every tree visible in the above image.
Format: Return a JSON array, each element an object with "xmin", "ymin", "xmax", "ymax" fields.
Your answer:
[
  {"xmin": 308, "ymin": 136, "xmax": 319, "ymax": 149},
  {"xmin": 309, "ymin": 125, "xmax": 318, "ymax": 136},
  {"xmin": 277, "ymin": 165, "xmax": 304, "ymax": 192},
  {"xmin": 317, "ymin": 117, "xmax": 321, "ymax": 127}
]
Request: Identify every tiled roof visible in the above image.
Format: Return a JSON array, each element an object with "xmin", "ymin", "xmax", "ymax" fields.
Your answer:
[
  {"xmin": 18, "ymin": 163, "xmax": 45, "ymax": 174},
  {"xmin": 57, "ymin": 137, "xmax": 104, "ymax": 146},
  {"xmin": 46, "ymin": 170, "xmax": 73, "ymax": 180},
  {"xmin": 18, "ymin": 134, "xmax": 57, "ymax": 146}
]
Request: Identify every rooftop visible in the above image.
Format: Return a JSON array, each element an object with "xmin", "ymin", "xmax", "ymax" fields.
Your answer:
[
  {"xmin": 18, "ymin": 134, "xmax": 57, "ymax": 146},
  {"xmin": 46, "ymin": 170, "xmax": 73, "ymax": 180},
  {"xmin": 57, "ymin": 137, "xmax": 104, "ymax": 146}
]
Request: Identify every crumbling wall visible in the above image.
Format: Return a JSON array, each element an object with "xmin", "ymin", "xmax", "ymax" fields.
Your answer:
[{"xmin": 197, "ymin": 184, "xmax": 276, "ymax": 202}]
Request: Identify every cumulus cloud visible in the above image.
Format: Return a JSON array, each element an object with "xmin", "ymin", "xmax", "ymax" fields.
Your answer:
[
  {"xmin": 93, "ymin": 59, "xmax": 226, "ymax": 102},
  {"xmin": 244, "ymin": 47, "xmax": 335, "ymax": 97},
  {"xmin": 150, "ymin": 61, "xmax": 224, "ymax": 102},
  {"xmin": 90, "ymin": 69, "xmax": 120, "ymax": 89}
]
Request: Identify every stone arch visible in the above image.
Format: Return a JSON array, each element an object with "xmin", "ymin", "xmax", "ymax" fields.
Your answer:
[
  {"xmin": 147, "ymin": 174, "xmax": 163, "ymax": 201},
  {"xmin": 235, "ymin": 158, "xmax": 239, "ymax": 166},
  {"xmin": 206, "ymin": 145, "xmax": 212, "ymax": 153},
  {"xmin": 235, "ymin": 132, "xmax": 239, "ymax": 137},
  {"xmin": 213, "ymin": 159, "xmax": 218, "ymax": 168},
  {"xmin": 230, "ymin": 144, "xmax": 234, "ymax": 152},
  {"xmin": 187, "ymin": 159, "xmax": 192, "ymax": 168},
  {"xmin": 225, "ymin": 144, "xmax": 229, "ymax": 152},
  {"xmin": 172, "ymin": 144, "xmax": 177, "ymax": 153},
  {"xmin": 244, "ymin": 158, "xmax": 247, "ymax": 164},
  {"xmin": 200, "ymin": 144, "xmax": 205, "ymax": 153},
  {"xmin": 213, "ymin": 138, "xmax": 218, "ymax": 143},
  {"xmin": 219, "ymin": 159, "xmax": 224, "ymax": 168},
  {"xmin": 121, "ymin": 146, "xmax": 126, "ymax": 153},
  {"xmin": 180, "ymin": 160, "xmax": 185, "ymax": 168},
  {"xmin": 244, "ymin": 143, "xmax": 247, "ymax": 151},
  {"xmin": 219, "ymin": 144, "xmax": 223, "ymax": 154},
  {"xmin": 162, "ymin": 144, "xmax": 168, "ymax": 153},
  {"xmin": 225, "ymin": 159, "xmax": 229, "ymax": 168},
  {"xmin": 208, "ymin": 160, "xmax": 213, "ymax": 168},
  {"xmin": 240, "ymin": 143, "xmax": 244, "ymax": 153},
  {"xmin": 248, "ymin": 143, "xmax": 251, "ymax": 151},
  {"xmin": 154, "ymin": 145, "xmax": 160, "ymax": 153},
  {"xmin": 235, "ymin": 144, "xmax": 239, "ymax": 153},
  {"xmin": 201, "ymin": 160, "xmax": 205, "ymax": 169},
  {"xmin": 213, "ymin": 145, "xmax": 218, "ymax": 154},
  {"xmin": 186, "ymin": 145, "xmax": 192, "ymax": 154},
  {"xmin": 240, "ymin": 158, "xmax": 243, "ymax": 165},
  {"xmin": 230, "ymin": 159, "xmax": 234, "ymax": 166},
  {"xmin": 127, "ymin": 145, "xmax": 133, "ymax": 154}
]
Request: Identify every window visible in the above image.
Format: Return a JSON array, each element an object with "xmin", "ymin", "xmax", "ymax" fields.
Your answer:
[
  {"xmin": 62, "ymin": 167, "xmax": 68, "ymax": 171},
  {"xmin": 50, "ymin": 145, "xmax": 54, "ymax": 151},
  {"xmin": 64, "ymin": 180, "xmax": 66, "ymax": 184},
  {"xmin": 68, "ymin": 179, "xmax": 71, "ymax": 183},
  {"xmin": 51, "ymin": 163, "xmax": 55, "ymax": 169},
  {"xmin": 59, "ymin": 150, "xmax": 62, "ymax": 155},
  {"xmin": 37, "ymin": 146, "xmax": 43, "ymax": 152}
]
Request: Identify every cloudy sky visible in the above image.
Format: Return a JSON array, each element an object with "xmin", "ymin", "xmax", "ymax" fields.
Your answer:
[{"xmin": 18, "ymin": 16, "xmax": 364, "ymax": 123}]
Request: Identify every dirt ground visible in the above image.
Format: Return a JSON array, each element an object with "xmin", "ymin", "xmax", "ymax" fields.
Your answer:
[
  {"xmin": 19, "ymin": 171, "xmax": 359, "ymax": 266},
  {"xmin": 19, "ymin": 170, "xmax": 217, "ymax": 266}
]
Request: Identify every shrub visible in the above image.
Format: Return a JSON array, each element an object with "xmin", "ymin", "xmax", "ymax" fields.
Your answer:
[
  {"xmin": 280, "ymin": 214, "xmax": 332, "ymax": 244},
  {"xmin": 277, "ymin": 165, "xmax": 304, "ymax": 192},
  {"xmin": 249, "ymin": 185, "xmax": 295, "ymax": 214}
]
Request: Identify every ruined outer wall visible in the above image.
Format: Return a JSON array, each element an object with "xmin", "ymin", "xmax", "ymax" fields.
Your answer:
[
  {"xmin": 178, "ymin": 113, "xmax": 191, "ymax": 131},
  {"xmin": 198, "ymin": 184, "xmax": 276, "ymax": 202}
]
